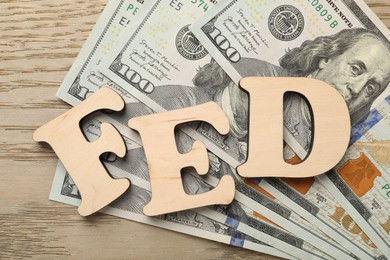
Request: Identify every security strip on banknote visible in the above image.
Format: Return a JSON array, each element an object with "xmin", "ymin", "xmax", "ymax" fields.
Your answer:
[{"xmin": 191, "ymin": 0, "xmax": 390, "ymax": 257}]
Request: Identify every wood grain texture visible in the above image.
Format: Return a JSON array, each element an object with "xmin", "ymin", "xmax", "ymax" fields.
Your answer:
[
  {"xmin": 0, "ymin": 0, "xmax": 389, "ymax": 259},
  {"xmin": 239, "ymin": 77, "xmax": 350, "ymax": 178},
  {"xmin": 33, "ymin": 87, "xmax": 130, "ymax": 216},
  {"xmin": 129, "ymin": 102, "xmax": 235, "ymax": 216}
]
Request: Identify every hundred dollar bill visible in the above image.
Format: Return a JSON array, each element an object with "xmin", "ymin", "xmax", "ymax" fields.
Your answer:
[
  {"xmin": 51, "ymin": 117, "xmax": 328, "ymax": 259},
  {"xmin": 317, "ymin": 97, "xmax": 390, "ymax": 253},
  {"xmin": 51, "ymin": 162, "xmax": 293, "ymax": 260},
  {"xmin": 55, "ymin": 0, "xmax": 154, "ymax": 106},
  {"xmin": 191, "ymin": 0, "xmax": 390, "ymax": 257},
  {"xmin": 98, "ymin": 0, "xmax": 362, "ymax": 259},
  {"xmin": 257, "ymin": 162, "xmax": 385, "ymax": 259},
  {"xmin": 265, "ymin": 98, "xmax": 390, "ymax": 258}
]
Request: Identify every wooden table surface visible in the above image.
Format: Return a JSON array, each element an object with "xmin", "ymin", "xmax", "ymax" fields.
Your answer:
[{"xmin": 1, "ymin": 0, "xmax": 389, "ymax": 259}]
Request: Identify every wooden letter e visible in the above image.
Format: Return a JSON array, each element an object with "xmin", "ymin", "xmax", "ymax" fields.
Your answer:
[
  {"xmin": 129, "ymin": 102, "xmax": 235, "ymax": 216},
  {"xmin": 33, "ymin": 87, "xmax": 130, "ymax": 216}
]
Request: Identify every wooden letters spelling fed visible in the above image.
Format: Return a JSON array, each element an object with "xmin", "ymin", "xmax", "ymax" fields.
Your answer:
[{"xmin": 34, "ymin": 77, "xmax": 351, "ymax": 216}]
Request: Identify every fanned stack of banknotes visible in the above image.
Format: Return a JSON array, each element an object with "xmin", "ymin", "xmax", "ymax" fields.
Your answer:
[{"xmin": 50, "ymin": 0, "xmax": 390, "ymax": 259}]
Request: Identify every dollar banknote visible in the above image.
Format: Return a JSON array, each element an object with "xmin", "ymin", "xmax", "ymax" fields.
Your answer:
[
  {"xmin": 190, "ymin": 0, "xmax": 390, "ymax": 257},
  {"xmin": 97, "ymin": 1, "xmax": 358, "ymax": 259},
  {"xmin": 317, "ymin": 97, "xmax": 390, "ymax": 254}
]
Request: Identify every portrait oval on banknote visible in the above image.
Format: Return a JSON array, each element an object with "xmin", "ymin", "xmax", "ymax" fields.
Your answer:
[
  {"xmin": 176, "ymin": 25, "xmax": 208, "ymax": 60},
  {"xmin": 268, "ymin": 5, "xmax": 304, "ymax": 41}
]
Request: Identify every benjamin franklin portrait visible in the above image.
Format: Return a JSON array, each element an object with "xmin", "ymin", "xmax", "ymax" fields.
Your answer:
[{"xmin": 193, "ymin": 28, "xmax": 390, "ymax": 155}]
